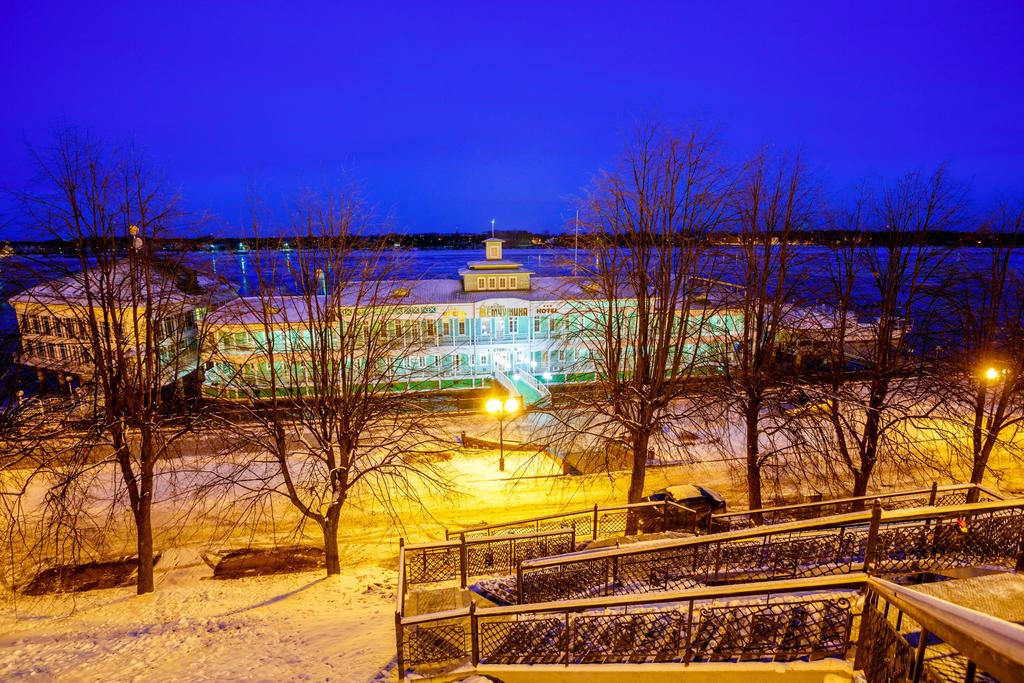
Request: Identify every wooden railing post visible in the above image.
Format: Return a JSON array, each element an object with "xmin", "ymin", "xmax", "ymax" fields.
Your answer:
[
  {"xmin": 864, "ymin": 501, "xmax": 883, "ymax": 574},
  {"xmin": 663, "ymin": 501, "xmax": 670, "ymax": 531},
  {"xmin": 912, "ymin": 627, "xmax": 929, "ymax": 683},
  {"xmin": 516, "ymin": 561, "xmax": 524, "ymax": 604},
  {"xmin": 469, "ymin": 601, "xmax": 479, "ymax": 666},
  {"xmin": 928, "ymin": 481, "xmax": 938, "ymax": 506},
  {"xmin": 564, "ymin": 610, "xmax": 571, "ymax": 666},
  {"xmin": 592, "ymin": 503, "xmax": 599, "ymax": 540},
  {"xmin": 394, "ymin": 610, "xmax": 406, "ymax": 680},
  {"xmin": 398, "ymin": 538, "xmax": 406, "ymax": 614},
  {"xmin": 459, "ymin": 533, "xmax": 468, "ymax": 589},
  {"xmin": 684, "ymin": 599, "xmax": 695, "ymax": 664}
]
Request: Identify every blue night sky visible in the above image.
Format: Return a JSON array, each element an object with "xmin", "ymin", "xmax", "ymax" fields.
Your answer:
[{"xmin": 2, "ymin": 1, "xmax": 1023, "ymax": 237}]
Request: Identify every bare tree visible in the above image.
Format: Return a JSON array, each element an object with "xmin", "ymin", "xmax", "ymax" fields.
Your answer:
[
  {"xmin": 551, "ymin": 126, "xmax": 731, "ymax": 522},
  {"xmin": 205, "ymin": 185, "xmax": 448, "ymax": 575},
  {"xmin": 5, "ymin": 128, "xmax": 221, "ymax": 593},
  {"xmin": 715, "ymin": 153, "xmax": 816, "ymax": 514},
  {"xmin": 933, "ymin": 205, "xmax": 1024, "ymax": 500},
  {"xmin": 794, "ymin": 169, "xmax": 959, "ymax": 502}
]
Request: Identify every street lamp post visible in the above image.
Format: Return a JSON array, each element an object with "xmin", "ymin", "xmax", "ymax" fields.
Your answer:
[{"xmin": 486, "ymin": 396, "xmax": 520, "ymax": 472}]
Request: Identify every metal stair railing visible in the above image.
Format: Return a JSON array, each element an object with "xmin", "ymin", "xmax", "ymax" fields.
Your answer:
[
  {"xmin": 516, "ymin": 498, "xmax": 1024, "ymax": 604},
  {"xmin": 445, "ymin": 499, "xmax": 699, "ymax": 542},
  {"xmin": 711, "ymin": 482, "xmax": 1003, "ymax": 530},
  {"xmin": 858, "ymin": 577, "xmax": 1024, "ymax": 683}
]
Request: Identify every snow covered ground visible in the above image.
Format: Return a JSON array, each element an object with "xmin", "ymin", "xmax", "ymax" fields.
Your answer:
[
  {"xmin": 0, "ymin": 554, "xmax": 399, "ymax": 682},
  {"xmin": 0, "ymin": 440, "xmax": 728, "ymax": 683},
  {"xmin": 0, "ymin": 407, "xmax": 1012, "ymax": 682}
]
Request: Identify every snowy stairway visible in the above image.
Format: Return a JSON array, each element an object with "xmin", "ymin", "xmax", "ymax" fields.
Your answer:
[
  {"xmin": 469, "ymin": 575, "xmax": 518, "ymax": 605},
  {"xmin": 405, "ymin": 585, "xmax": 471, "ymax": 617}
]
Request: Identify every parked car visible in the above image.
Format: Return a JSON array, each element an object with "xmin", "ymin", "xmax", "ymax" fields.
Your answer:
[{"xmin": 643, "ymin": 484, "xmax": 727, "ymax": 533}]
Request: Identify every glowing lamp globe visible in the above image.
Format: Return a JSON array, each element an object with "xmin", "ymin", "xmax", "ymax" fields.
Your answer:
[
  {"xmin": 985, "ymin": 367, "xmax": 1000, "ymax": 381},
  {"xmin": 485, "ymin": 398, "xmax": 502, "ymax": 414},
  {"xmin": 504, "ymin": 397, "xmax": 520, "ymax": 414}
]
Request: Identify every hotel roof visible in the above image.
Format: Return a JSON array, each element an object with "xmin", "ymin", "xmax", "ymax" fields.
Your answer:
[
  {"xmin": 205, "ymin": 274, "xmax": 729, "ymax": 326},
  {"xmin": 9, "ymin": 259, "xmax": 233, "ymax": 308},
  {"xmin": 206, "ymin": 276, "xmax": 604, "ymax": 325}
]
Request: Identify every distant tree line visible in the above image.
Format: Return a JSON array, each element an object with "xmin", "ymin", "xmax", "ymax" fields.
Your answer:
[{"xmin": 6, "ymin": 227, "xmax": 1024, "ymax": 256}]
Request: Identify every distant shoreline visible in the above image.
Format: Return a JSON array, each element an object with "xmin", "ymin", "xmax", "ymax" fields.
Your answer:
[{"xmin": 3, "ymin": 229, "xmax": 1023, "ymax": 255}]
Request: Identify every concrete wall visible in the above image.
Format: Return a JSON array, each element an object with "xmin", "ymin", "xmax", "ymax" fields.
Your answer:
[{"xmin": 476, "ymin": 660, "xmax": 853, "ymax": 683}]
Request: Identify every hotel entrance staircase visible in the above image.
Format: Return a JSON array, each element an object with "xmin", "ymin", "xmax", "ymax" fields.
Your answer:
[{"xmin": 493, "ymin": 365, "xmax": 551, "ymax": 408}]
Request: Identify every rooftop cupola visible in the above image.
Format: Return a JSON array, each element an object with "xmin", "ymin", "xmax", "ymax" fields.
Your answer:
[
  {"xmin": 484, "ymin": 238, "xmax": 504, "ymax": 261},
  {"xmin": 459, "ymin": 238, "xmax": 534, "ymax": 292}
]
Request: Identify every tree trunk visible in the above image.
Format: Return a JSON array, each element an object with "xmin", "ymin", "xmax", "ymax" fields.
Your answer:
[
  {"xmin": 850, "ymin": 467, "xmax": 872, "ymax": 511},
  {"xmin": 967, "ymin": 437, "xmax": 997, "ymax": 503},
  {"xmin": 627, "ymin": 431, "xmax": 649, "ymax": 504},
  {"xmin": 322, "ymin": 510, "xmax": 342, "ymax": 576},
  {"xmin": 135, "ymin": 493, "xmax": 155, "ymax": 594},
  {"xmin": 744, "ymin": 400, "xmax": 764, "ymax": 524},
  {"xmin": 625, "ymin": 430, "xmax": 650, "ymax": 535}
]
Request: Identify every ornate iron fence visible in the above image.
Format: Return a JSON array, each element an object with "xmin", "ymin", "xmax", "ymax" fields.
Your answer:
[
  {"xmin": 446, "ymin": 500, "xmax": 698, "ymax": 541},
  {"xmin": 520, "ymin": 525, "xmax": 868, "ymax": 603},
  {"xmin": 404, "ymin": 528, "xmax": 575, "ymax": 588},
  {"xmin": 518, "ymin": 500, "xmax": 1024, "ymax": 604},
  {"xmin": 712, "ymin": 483, "xmax": 1002, "ymax": 530},
  {"xmin": 398, "ymin": 575, "xmax": 1024, "ymax": 680},
  {"xmin": 397, "ymin": 576, "xmax": 863, "ymax": 677}
]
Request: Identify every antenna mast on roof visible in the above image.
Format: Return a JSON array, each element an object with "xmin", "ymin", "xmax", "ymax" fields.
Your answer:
[{"xmin": 491, "ymin": 218, "xmax": 495, "ymax": 239}]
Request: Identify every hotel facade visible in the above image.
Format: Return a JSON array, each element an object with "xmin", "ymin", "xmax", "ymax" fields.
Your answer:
[
  {"xmin": 11, "ymin": 240, "xmax": 881, "ymax": 408},
  {"xmin": 201, "ymin": 239, "xmax": 739, "ymax": 405}
]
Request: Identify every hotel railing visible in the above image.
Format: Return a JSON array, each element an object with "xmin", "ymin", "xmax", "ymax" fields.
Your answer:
[{"xmin": 514, "ymin": 363, "xmax": 552, "ymax": 403}]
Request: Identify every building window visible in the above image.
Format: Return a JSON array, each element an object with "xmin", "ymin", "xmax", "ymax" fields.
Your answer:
[
  {"xmin": 510, "ymin": 276, "xmax": 517, "ymax": 289},
  {"xmin": 487, "ymin": 245, "xmax": 499, "ymax": 259},
  {"xmin": 458, "ymin": 319, "xmax": 466, "ymax": 336},
  {"xmin": 534, "ymin": 317, "xmax": 542, "ymax": 334},
  {"xmin": 499, "ymin": 277, "xmax": 507, "ymax": 289},
  {"xmin": 477, "ymin": 277, "xmax": 485, "ymax": 289},
  {"xmin": 481, "ymin": 319, "xmax": 491, "ymax": 335},
  {"xmin": 479, "ymin": 353, "xmax": 487, "ymax": 365},
  {"xmin": 509, "ymin": 318, "xmax": 518, "ymax": 334}
]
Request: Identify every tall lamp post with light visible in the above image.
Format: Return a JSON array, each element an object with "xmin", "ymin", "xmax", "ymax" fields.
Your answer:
[{"xmin": 486, "ymin": 396, "xmax": 520, "ymax": 472}]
